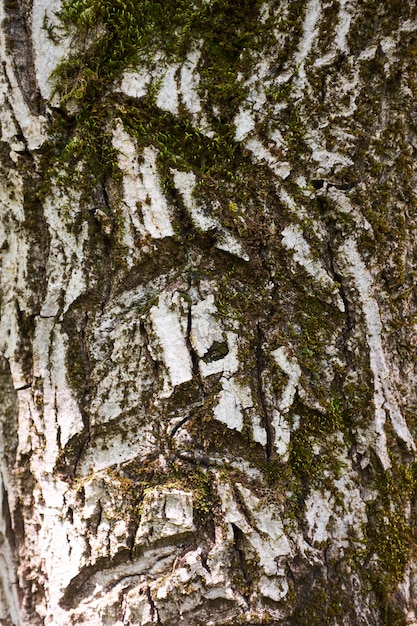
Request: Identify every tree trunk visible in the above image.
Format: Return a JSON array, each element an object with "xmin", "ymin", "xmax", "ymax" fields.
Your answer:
[{"xmin": 1, "ymin": 1, "xmax": 417, "ymax": 624}]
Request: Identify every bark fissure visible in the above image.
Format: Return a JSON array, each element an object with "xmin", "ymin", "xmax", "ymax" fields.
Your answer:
[
  {"xmin": 255, "ymin": 323, "xmax": 274, "ymax": 461},
  {"xmin": 231, "ymin": 523, "xmax": 252, "ymax": 603},
  {"xmin": 3, "ymin": 0, "xmax": 43, "ymax": 114}
]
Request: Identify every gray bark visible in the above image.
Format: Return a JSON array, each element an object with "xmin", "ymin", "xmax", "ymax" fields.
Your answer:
[{"xmin": 1, "ymin": 0, "xmax": 417, "ymax": 624}]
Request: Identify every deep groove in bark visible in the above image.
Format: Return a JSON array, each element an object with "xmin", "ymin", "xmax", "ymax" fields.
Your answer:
[
  {"xmin": 255, "ymin": 323, "xmax": 273, "ymax": 460},
  {"xmin": 231, "ymin": 523, "xmax": 252, "ymax": 602},
  {"xmin": 3, "ymin": 0, "xmax": 43, "ymax": 114}
]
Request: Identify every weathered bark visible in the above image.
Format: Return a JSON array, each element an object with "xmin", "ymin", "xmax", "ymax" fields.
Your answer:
[{"xmin": 1, "ymin": 0, "xmax": 417, "ymax": 624}]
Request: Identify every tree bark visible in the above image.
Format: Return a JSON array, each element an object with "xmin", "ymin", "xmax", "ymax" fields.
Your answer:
[{"xmin": 1, "ymin": 0, "xmax": 417, "ymax": 624}]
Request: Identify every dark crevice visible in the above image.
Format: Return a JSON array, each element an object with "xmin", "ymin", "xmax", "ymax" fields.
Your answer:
[
  {"xmin": 231, "ymin": 523, "xmax": 251, "ymax": 602},
  {"xmin": 3, "ymin": 0, "xmax": 44, "ymax": 115},
  {"xmin": 73, "ymin": 312, "xmax": 92, "ymax": 476},
  {"xmin": 146, "ymin": 586, "xmax": 161, "ymax": 624},
  {"xmin": 1, "ymin": 68, "xmax": 29, "ymax": 151},
  {"xmin": 55, "ymin": 430, "xmax": 90, "ymax": 479},
  {"xmin": 72, "ymin": 433, "xmax": 91, "ymax": 477},
  {"xmin": 15, "ymin": 383, "xmax": 32, "ymax": 391},
  {"xmin": 186, "ymin": 305, "xmax": 200, "ymax": 378},
  {"xmin": 126, "ymin": 520, "xmax": 138, "ymax": 561},
  {"xmin": 231, "ymin": 483, "xmax": 256, "ymax": 529},
  {"xmin": 173, "ymin": 449, "xmax": 213, "ymax": 467},
  {"xmin": 201, "ymin": 549, "xmax": 211, "ymax": 573},
  {"xmin": 92, "ymin": 500, "xmax": 103, "ymax": 534},
  {"xmin": 333, "ymin": 269, "xmax": 353, "ymax": 332},
  {"xmin": 255, "ymin": 323, "xmax": 273, "ymax": 460},
  {"xmin": 100, "ymin": 178, "xmax": 112, "ymax": 215},
  {"xmin": 312, "ymin": 180, "xmax": 359, "ymax": 192},
  {"xmin": 1, "ymin": 483, "xmax": 16, "ymax": 554},
  {"xmin": 310, "ymin": 179, "xmax": 325, "ymax": 189},
  {"xmin": 139, "ymin": 321, "xmax": 161, "ymax": 411},
  {"xmin": 170, "ymin": 415, "xmax": 194, "ymax": 438},
  {"xmin": 202, "ymin": 340, "xmax": 229, "ymax": 363},
  {"xmin": 327, "ymin": 241, "xmax": 354, "ymax": 333}
]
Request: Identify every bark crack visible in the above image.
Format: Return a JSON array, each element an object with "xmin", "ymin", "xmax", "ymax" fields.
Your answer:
[
  {"xmin": 231, "ymin": 523, "xmax": 251, "ymax": 603},
  {"xmin": 186, "ymin": 302, "xmax": 201, "ymax": 379},
  {"xmin": 3, "ymin": 0, "xmax": 44, "ymax": 114},
  {"xmin": 255, "ymin": 323, "xmax": 273, "ymax": 460},
  {"xmin": 146, "ymin": 586, "xmax": 161, "ymax": 624}
]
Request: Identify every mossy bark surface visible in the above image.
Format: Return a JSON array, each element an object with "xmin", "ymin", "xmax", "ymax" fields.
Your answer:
[{"xmin": 1, "ymin": 1, "xmax": 417, "ymax": 624}]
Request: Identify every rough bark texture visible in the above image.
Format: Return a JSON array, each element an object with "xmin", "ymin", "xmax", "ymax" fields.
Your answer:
[{"xmin": 1, "ymin": 1, "xmax": 417, "ymax": 624}]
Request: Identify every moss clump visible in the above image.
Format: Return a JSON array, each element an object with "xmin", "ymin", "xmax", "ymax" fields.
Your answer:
[
  {"xmin": 288, "ymin": 402, "xmax": 344, "ymax": 498},
  {"xmin": 363, "ymin": 462, "xmax": 417, "ymax": 624},
  {"xmin": 47, "ymin": 0, "xmax": 266, "ymax": 198}
]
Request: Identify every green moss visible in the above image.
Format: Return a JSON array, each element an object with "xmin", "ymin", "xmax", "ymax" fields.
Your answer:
[
  {"xmin": 174, "ymin": 464, "xmax": 217, "ymax": 519},
  {"xmin": 288, "ymin": 403, "xmax": 344, "ymax": 499},
  {"xmin": 363, "ymin": 462, "xmax": 417, "ymax": 621}
]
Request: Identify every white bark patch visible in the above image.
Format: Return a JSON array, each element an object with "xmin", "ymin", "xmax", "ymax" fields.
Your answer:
[
  {"xmin": 81, "ymin": 476, "xmax": 135, "ymax": 564},
  {"xmin": 310, "ymin": 144, "xmax": 354, "ymax": 173},
  {"xmin": 245, "ymin": 137, "xmax": 291, "ymax": 179},
  {"xmin": 199, "ymin": 331, "xmax": 239, "ymax": 378},
  {"xmin": 185, "ymin": 325, "xmax": 255, "ymax": 434},
  {"xmin": 32, "ymin": 0, "xmax": 71, "ymax": 102},
  {"xmin": 88, "ymin": 294, "xmax": 152, "ymax": 420},
  {"xmin": 41, "ymin": 190, "xmax": 88, "ymax": 317},
  {"xmin": 79, "ymin": 426, "xmax": 156, "ymax": 475},
  {"xmin": 49, "ymin": 545, "xmax": 179, "ymax": 624},
  {"xmin": 214, "ymin": 377, "xmax": 252, "ymax": 432},
  {"xmin": 118, "ymin": 68, "xmax": 151, "ymax": 99},
  {"xmin": 0, "ymin": 8, "xmax": 45, "ymax": 150},
  {"xmin": 0, "ymin": 471, "xmax": 21, "ymax": 626},
  {"xmin": 49, "ymin": 327, "xmax": 85, "ymax": 448},
  {"xmin": 312, "ymin": 0, "xmax": 354, "ymax": 66},
  {"xmin": 139, "ymin": 146, "xmax": 175, "ymax": 237},
  {"xmin": 217, "ymin": 480, "xmax": 291, "ymax": 601},
  {"xmin": 234, "ymin": 60, "xmax": 270, "ymax": 142},
  {"xmin": 190, "ymin": 295, "xmax": 224, "ymax": 357},
  {"xmin": 272, "ymin": 347, "xmax": 302, "ymax": 412},
  {"xmin": 31, "ymin": 318, "xmax": 58, "ymax": 471},
  {"xmin": 326, "ymin": 187, "xmax": 372, "ymax": 231},
  {"xmin": 292, "ymin": 0, "xmax": 322, "ymax": 93},
  {"xmin": 271, "ymin": 410, "xmax": 291, "ymax": 458},
  {"xmin": 149, "ymin": 293, "xmax": 193, "ymax": 395},
  {"xmin": 270, "ymin": 347, "xmax": 302, "ymax": 457},
  {"xmin": 282, "ymin": 224, "xmax": 345, "ymax": 312},
  {"xmin": 180, "ymin": 47, "xmax": 202, "ymax": 115},
  {"xmin": 34, "ymin": 479, "xmax": 80, "ymax": 608},
  {"xmin": 305, "ymin": 489, "xmax": 334, "ymax": 544},
  {"xmin": 294, "ymin": 0, "xmax": 322, "ymax": 65},
  {"xmin": 339, "ymin": 238, "xmax": 415, "ymax": 467},
  {"xmin": 32, "ymin": 318, "xmax": 83, "ymax": 467},
  {"xmin": 234, "ymin": 108, "xmax": 256, "ymax": 142},
  {"xmin": 0, "ymin": 178, "xmax": 32, "ymax": 382},
  {"xmin": 112, "ymin": 122, "xmax": 174, "ymax": 254},
  {"xmin": 305, "ymin": 450, "xmax": 367, "ymax": 545},
  {"xmin": 136, "ymin": 488, "xmax": 195, "ymax": 544},
  {"xmin": 157, "ymin": 64, "xmax": 179, "ymax": 114},
  {"xmin": 252, "ymin": 413, "xmax": 268, "ymax": 446},
  {"xmin": 336, "ymin": 0, "xmax": 354, "ymax": 53},
  {"xmin": 190, "ymin": 301, "xmax": 258, "ymax": 435},
  {"xmin": 172, "ymin": 169, "xmax": 249, "ymax": 260}
]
